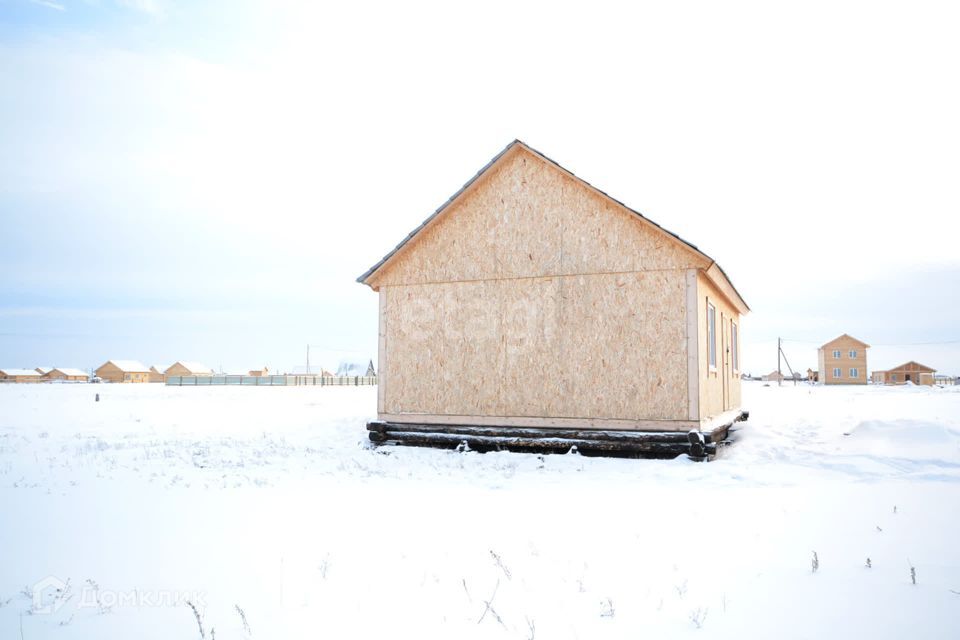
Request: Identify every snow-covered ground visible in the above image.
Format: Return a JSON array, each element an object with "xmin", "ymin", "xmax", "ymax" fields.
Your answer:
[{"xmin": 0, "ymin": 381, "xmax": 958, "ymax": 638}]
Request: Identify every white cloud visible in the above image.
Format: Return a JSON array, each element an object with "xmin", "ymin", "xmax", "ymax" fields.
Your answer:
[
  {"xmin": 114, "ymin": 0, "xmax": 162, "ymax": 15},
  {"xmin": 28, "ymin": 0, "xmax": 65, "ymax": 10},
  {"xmin": 2, "ymin": 0, "xmax": 960, "ymax": 372}
]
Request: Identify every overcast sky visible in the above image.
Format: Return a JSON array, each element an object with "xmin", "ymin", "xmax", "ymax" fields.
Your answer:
[{"xmin": 1, "ymin": 0, "xmax": 958, "ymax": 375}]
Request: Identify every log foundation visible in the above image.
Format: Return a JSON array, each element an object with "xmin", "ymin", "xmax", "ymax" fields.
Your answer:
[{"xmin": 367, "ymin": 411, "xmax": 749, "ymax": 460}]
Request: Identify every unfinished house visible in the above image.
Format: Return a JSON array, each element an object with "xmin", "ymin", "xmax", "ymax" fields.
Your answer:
[
  {"xmin": 0, "ymin": 368, "xmax": 43, "ymax": 383},
  {"xmin": 872, "ymin": 361, "xmax": 936, "ymax": 385},
  {"xmin": 94, "ymin": 360, "xmax": 151, "ymax": 383},
  {"xmin": 358, "ymin": 140, "xmax": 750, "ymax": 457},
  {"xmin": 164, "ymin": 362, "xmax": 214, "ymax": 380},
  {"xmin": 42, "ymin": 368, "xmax": 89, "ymax": 382},
  {"xmin": 818, "ymin": 334, "xmax": 869, "ymax": 385}
]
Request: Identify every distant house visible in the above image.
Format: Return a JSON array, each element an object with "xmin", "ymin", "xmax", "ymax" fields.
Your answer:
[
  {"xmin": 806, "ymin": 368, "xmax": 819, "ymax": 382},
  {"xmin": 365, "ymin": 360, "xmax": 377, "ymax": 377},
  {"xmin": 817, "ymin": 334, "xmax": 869, "ymax": 385},
  {"xmin": 872, "ymin": 361, "xmax": 936, "ymax": 386},
  {"xmin": 0, "ymin": 368, "xmax": 43, "ymax": 383},
  {"xmin": 761, "ymin": 370, "xmax": 784, "ymax": 382},
  {"xmin": 43, "ymin": 368, "xmax": 88, "ymax": 382},
  {"xmin": 35, "ymin": 367, "xmax": 52, "ymax": 375},
  {"xmin": 94, "ymin": 360, "xmax": 151, "ymax": 383},
  {"xmin": 336, "ymin": 361, "xmax": 370, "ymax": 376},
  {"xmin": 148, "ymin": 365, "xmax": 168, "ymax": 383},
  {"xmin": 248, "ymin": 367, "xmax": 269, "ymax": 377},
  {"xmin": 164, "ymin": 362, "xmax": 213, "ymax": 379}
]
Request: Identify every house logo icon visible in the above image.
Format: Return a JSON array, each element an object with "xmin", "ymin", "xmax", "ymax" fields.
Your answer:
[{"xmin": 31, "ymin": 575, "xmax": 69, "ymax": 615}]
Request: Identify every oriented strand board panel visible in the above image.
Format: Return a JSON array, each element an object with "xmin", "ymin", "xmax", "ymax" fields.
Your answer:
[
  {"xmin": 558, "ymin": 271, "xmax": 688, "ymax": 420},
  {"xmin": 382, "ymin": 282, "xmax": 448, "ymax": 415},
  {"xmin": 372, "ymin": 146, "xmax": 707, "ymax": 288},
  {"xmin": 382, "ymin": 271, "xmax": 689, "ymax": 423},
  {"xmin": 497, "ymin": 276, "xmax": 563, "ymax": 417},
  {"xmin": 696, "ymin": 272, "xmax": 742, "ymax": 421}
]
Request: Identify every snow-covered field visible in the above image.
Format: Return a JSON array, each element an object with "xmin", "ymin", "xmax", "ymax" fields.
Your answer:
[{"xmin": 1, "ymin": 381, "xmax": 958, "ymax": 638}]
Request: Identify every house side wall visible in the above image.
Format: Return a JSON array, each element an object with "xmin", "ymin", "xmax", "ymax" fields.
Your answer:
[
  {"xmin": 0, "ymin": 374, "xmax": 42, "ymax": 383},
  {"xmin": 381, "ymin": 270, "xmax": 691, "ymax": 427},
  {"xmin": 696, "ymin": 272, "xmax": 742, "ymax": 421},
  {"xmin": 95, "ymin": 363, "xmax": 148, "ymax": 383},
  {"xmin": 45, "ymin": 372, "xmax": 86, "ymax": 381},
  {"xmin": 371, "ymin": 147, "xmax": 708, "ymax": 288},
  {"xmin": 819, "ymin": 336, "xmax": 868, "ymax": 385}
]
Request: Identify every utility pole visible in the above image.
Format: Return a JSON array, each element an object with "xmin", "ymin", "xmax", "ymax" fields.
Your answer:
[
  {"xmin": 777, "ymin": 338, "xmax": 799, "ymax": 386},
  {"xmin": 306, "ymin": 344, "xmax": 311, "ymax": 375},
  {"xmin": 778, "ymin": 337, "xmax": 782, "ymax": 387}
]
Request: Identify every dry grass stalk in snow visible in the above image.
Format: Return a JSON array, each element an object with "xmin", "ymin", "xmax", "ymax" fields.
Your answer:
[
  {"xmin": 690, "ymin": 607, "xmax": 708, "ymax": 629},
  {"xmin": 186, "ymin": 599, "xmax": 204, "ymax": 639},
  {"xmin": 477, "ymin": 579, "xmax": 505, "ymax": 629},
  {"xmin": 235, "ymin": 604, "xmax": 251, "ymax": 636}
]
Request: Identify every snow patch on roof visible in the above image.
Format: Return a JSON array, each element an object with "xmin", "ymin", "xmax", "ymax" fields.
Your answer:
[
  {"xmin": 0, "ymin": 368, "xmax": 42, "ymax": 376},
  {"xmin": 104, "ymin": 360, "xmax": 150, "ymax": 372},
  {"xmin": 52, "ymin": 368, "xmax": 88, "ymax": 377},
  {"xmin": 168, "ymin": 362, "xmax": 213, "ymax": 374}
]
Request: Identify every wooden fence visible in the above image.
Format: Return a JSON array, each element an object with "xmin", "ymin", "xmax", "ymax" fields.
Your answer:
[{"xmin": 165, "ymin": 375, "xmax": 377, "ymax": 387}]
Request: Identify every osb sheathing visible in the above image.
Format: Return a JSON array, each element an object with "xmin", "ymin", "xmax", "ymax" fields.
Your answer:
[
  {"xmin": 372, "ymin": 145, "xmax": 742, "ymax": 427},
  {"xmin": 369, "ymin": 147, "xmax": 707, "ymax": 288},
  {"xmin": 382, "ymin": 268, "xmax": 691, "ymax": 423},
  {"xmin": 696, "ymin": 272, "xmax": 742, "ymax": 420}
]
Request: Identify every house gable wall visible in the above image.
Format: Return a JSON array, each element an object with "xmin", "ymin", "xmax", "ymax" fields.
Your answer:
[
  {"xmin": 370, "ymin": 147, "xmax": 708, "ymax": 288},
  {"xmin": 95, "ymin": 362, "xmax": 149, "ymax": 383},
  {"xmin": 376, "ymin": 148, "xmax": 703, "ymax": 427},
  {"xmin": 817, "ymin": 335, "xmax": 868, "ymax": 385}
]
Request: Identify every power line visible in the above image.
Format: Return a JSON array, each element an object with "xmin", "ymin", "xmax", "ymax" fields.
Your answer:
[{"xmin": 778, "ymin": 338, "xmax": 960, "ymax": 347}]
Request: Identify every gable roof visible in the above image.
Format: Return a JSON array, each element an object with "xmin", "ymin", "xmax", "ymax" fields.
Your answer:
[
  {"xmin": 357, "ymin": 139, "xmax": 749, "ymax": 314},
  {"xmin": 0, "ymin": 368, "xmax": 42, "ymax": 376},
  {"xmin": 99, "ymin": 360, "xmax": 150, "ymax": 373},
  {"xmin": 50, "ymin": 368, "xmax": 88, "ymax": 377},
  {"xmin": 820, "ymin": 334, "xmax": 871, "ymax": 349},
  {"xmin": 885, "ymin": 361, "xmax": 936, "ymax": 373},
  {"xmin": 166, "ymin": 361, "xmax": 213, "ymax": 374}
]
